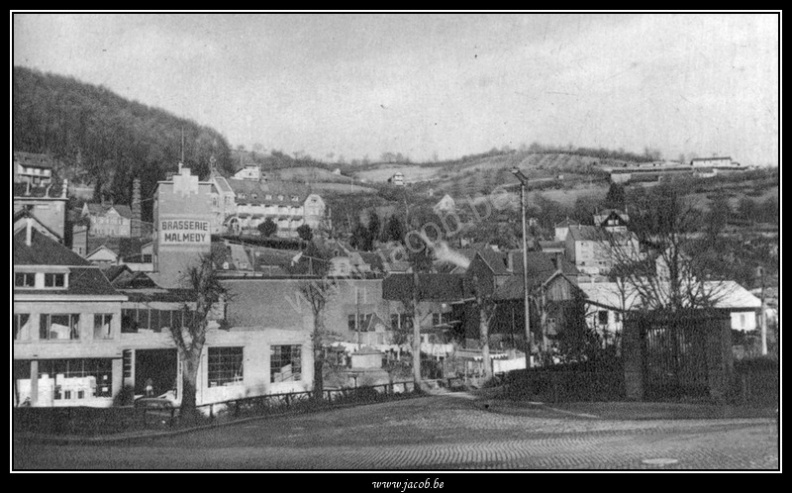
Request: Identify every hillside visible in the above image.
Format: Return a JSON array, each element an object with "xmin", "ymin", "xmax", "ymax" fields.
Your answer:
[{"xmin": 13, "ymin": 66, "xmax": 235, "ymax": 220}]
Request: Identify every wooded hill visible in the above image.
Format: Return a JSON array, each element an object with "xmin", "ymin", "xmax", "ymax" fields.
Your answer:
[{"xmin": 13, "ymin": 66, "xmax": 235, "ymax": 220}]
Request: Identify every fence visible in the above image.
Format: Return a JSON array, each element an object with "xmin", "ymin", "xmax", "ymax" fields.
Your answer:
[{"xmin": 14, "ymin": 380, "xmax": 425, "ymax": 436}]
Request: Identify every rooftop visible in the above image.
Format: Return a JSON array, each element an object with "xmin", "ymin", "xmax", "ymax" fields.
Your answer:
[
  {"xmin": 84, "ymin": 203, "xmax": 133, "ymax": 219},
  {"xmin": 14, "ymin": 151, "xmax": 56, "ymax": 169},
  {"xmin": 14, "ymin": 229, "xmax": 89, "ymax": 266}
]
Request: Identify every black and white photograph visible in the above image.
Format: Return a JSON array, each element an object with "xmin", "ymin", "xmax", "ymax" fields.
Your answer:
[{"xmin": 12, "ymin": 12, "xmax": 780, "ymax": 472}]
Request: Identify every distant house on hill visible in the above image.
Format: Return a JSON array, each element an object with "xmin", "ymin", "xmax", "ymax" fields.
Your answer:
[
  {"xmin": 13, "ymin": 151, "xmax": 56, "ymax": 186},
  {"xmin": 387, "ymin": 172, "xmax": 405, "ymax": 186},
  {"xmin": 81, "ymin": 202, "xmax": 133, "ymax": 238}
]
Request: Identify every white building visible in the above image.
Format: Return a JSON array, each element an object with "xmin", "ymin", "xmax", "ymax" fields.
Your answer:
[
  {"xmin": 578, "ymin": 279, "xmax": 762, "ymax": 338},
  {"xmin": 210, "ymin": 175, "xmax": 328, "ymax": 238}
]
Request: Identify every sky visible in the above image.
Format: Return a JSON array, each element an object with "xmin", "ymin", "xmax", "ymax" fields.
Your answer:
[{"xmin": 12, "ymin": 13, "xmax": 780, "ymax": 166}]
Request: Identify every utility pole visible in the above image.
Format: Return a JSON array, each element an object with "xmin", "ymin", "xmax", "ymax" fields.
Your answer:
[
  {"xmin": 760, "ymin": 266, "xmax": 768, "ymax": 355},
  {"xmin": 511, "ymin": 168, "xmax": 532, "ymax": 369}
]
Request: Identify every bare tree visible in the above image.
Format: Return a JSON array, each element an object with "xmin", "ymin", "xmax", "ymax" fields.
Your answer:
[
  {"xmin": 297, "ymin": 276, "xmax": 336, "ymax": 400},
  {"xmin": 472, "ymin": 275, "xmax": 496, "ymax": 379},
  {"xmin": 603, "ymin": 183, "xmax": 733, "ymax": 313},
  {"xmin": 172, "ymin": 252, "xmax": 227, "ymax": 421}
]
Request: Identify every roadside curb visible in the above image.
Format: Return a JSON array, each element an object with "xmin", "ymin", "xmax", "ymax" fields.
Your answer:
[{"xmin": 481, "ymin": 399, "xmax": 779, "ymax": 422}]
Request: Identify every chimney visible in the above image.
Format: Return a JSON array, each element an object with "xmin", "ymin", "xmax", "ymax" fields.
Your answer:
[
  {"xmin": 25, "ymin": 217, "xmax": 32, "ymax": 246},
  {"xmin": 131, "ymin": 178, "xmax": 141, "ymax": 237}
]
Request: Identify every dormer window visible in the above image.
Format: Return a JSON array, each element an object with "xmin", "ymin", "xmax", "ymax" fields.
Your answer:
[
  {"xmin": 252, "ymin": 193, "xmax": 258, "ymax": 200},
  {"xmin": 239, "ymin": 193, "xmax": 246, "ymax": 200},
  {"xmin": 15, "ymin": 273, "xmax": 35, "ymax": 288},
  {"xmin": 291, "ymin": 195, "xmax": 299, "ymax": 202},
  {"xmin": 44, "ymin": 273, "xmax": 66, "ymax": 288},
  {"xmin": 278, "ymin": 195, "xmax": 284, "ymax": 201},
  {"xmin": 265, "ymin": 194, "xmax": 272, "ymax": 200}
]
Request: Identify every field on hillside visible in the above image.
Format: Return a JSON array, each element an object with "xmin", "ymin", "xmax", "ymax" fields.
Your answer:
[
  {"xmin": 352, "ymin": 164, "xmax": 443, "ymax": 183},
  {"xmin": 273, "ymin": 166, "xmax": 354, "ymax": 182},
  {"xmin": 310, "ymin": 182, "xmax": 378, "ymax": 194},
  {"xmin": 350, "ymin": 152, "xmax": 633, "ymax": 186}
]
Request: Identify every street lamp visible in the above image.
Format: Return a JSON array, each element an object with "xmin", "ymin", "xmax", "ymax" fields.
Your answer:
[{"xmin": 511, "ymin": 167, "xmax": 532, "ymax": 369}]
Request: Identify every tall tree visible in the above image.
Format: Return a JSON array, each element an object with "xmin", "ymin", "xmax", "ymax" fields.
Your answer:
[
  {"xmin": 296, "ymin": 223, "xmax": 313, "ymax": 242},
  {"xmin": 385, "ymin": 215, "xmax": 404, "ymax": 243},
  {"xmin": 258, "ymin": 218, "xmax": 278, "ymax": 238},
  {"xmin": 402, "ymin": 227, "xmax": 435, "ymax": 386},
  {"xmin": 171, "ymin": 252, "xmax": 227, "ymax": 421},
  {"xmin": 367, "ymin": 211, "xmax": 381, "ymax": 244},
  {"xmin": 604, "ymin": 182, "xmax": 626, "ymax": 210}
]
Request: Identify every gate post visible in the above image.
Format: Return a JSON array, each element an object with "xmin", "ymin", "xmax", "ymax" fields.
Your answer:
[
  {"xmin": 705, "ymin": 311, "xmax": 733, "ymax": 402},
  {"xmin": 622, "ymin": 316, "xmax": 644, "ymax": 401}
]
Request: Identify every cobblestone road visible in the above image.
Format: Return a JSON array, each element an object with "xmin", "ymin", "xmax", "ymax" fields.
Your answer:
[{"xmin": 14, "ymin": 393, "xmax": 779, "ymax": 470}]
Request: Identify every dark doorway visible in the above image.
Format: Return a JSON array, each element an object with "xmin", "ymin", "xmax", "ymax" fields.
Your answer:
[{"xmin": 135, "ymin": 349, "xmax": 177, "ymax": 397}]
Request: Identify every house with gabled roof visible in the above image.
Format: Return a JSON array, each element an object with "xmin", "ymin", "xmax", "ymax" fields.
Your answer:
[
  {"xmin": 14, "ymin": 224, "xmax": 128, "ymax": 407},
  {"xmin": 81, "ymin": 202, "xmax": 133, "ymax": 238}
]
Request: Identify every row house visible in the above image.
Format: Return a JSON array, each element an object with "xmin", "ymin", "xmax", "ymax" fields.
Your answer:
[{"xmin": 210, "ymin": 175, "xmax": 327, "ymax": 238}]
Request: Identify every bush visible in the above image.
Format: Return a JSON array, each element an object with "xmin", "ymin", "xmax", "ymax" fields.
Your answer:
[{"xmin": 113, "ymin": 385, "xmax": 136, "ymax": 407}]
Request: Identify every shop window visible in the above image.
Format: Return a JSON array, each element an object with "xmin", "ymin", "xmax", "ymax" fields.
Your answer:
[
  {"xmin": 208, "ymin": 347, "xmax": 243, "ymax": 387},
  {"xmin": 14, "ymin": 313, "xmax": 30, "ymax": 340},
  {"xmin": 270, "ymin": 345, "xmax": 301, "ymax": 383},
  {"xmin": 40, "ymin": 359, "xmax": 113, "ymax": 398},
  {"xmin": 39, "ymin": 314, "xmax": 80, "ymax": 340},
  {"xmin": 93, "ymin": 314, "xmax": 113, "ymax": 339}
]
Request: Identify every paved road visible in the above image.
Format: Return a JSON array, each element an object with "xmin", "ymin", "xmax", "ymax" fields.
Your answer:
[{"xmin": 13, "ymin": 393, "xmax": 779, "ymax": 470}]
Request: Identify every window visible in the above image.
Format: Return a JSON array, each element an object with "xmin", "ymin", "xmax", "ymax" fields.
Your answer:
[
  {"xmin": 432, "ymin": 312, "xmax": 449, "ymax": 326},
  {"xmin": 391, "ymin": 313, "xmax": 410, "ymax": 330},
  {"xmin": 277, "ymin": 195, "xmax": 284, "ymax": 201},
  {"xmin": 39, "ymin": 314, "xmax": 80, "ymax": 340},
  {"xmin": 15, "ymin": 272, "xmax": 36, "ymax": 288},
  {"xmin": 270, "ymin": 345, "xmax": 301, "ymax": 383},
  {"xmin": 208, "ymin": 347, "xmax": 244, "ymax": 387},
  {"xmin": 598, "ymin": 311, "xmax": 609, "ymax": 325},
  {"xmin": 265, "ymin": 194, "xmax": 272, "ymax": 200},
  {"xmin": 122, "ymin": 350, "xmax": 133, "ymax": 379},
  {"xmin": 349, "ymin": 313, "xmax": 370, "ymax": 331},
  {"xmin": 122, "ymin": 308, "xmax": 186, "ymax": 333},
  {"xmin": 39, "ymin": 359, "xmax": 113, "ymax": 398},
  {"xmin": 355, "ymin": 286, "xmax": 367, "ymax": 303},
  {"xmin": 14, "ymin": 314, "xmax": 30, "ymax": 340},
  {"xmin": 44, "ymin": 273, "xmax": 65, "ymax": 288},
  {"xmin": 93, "ymin": 314, "xmax": 113, "ymax": 339}
]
